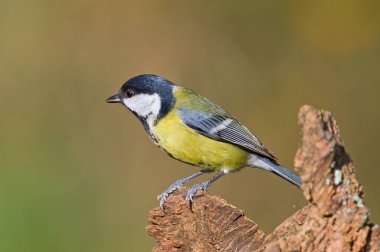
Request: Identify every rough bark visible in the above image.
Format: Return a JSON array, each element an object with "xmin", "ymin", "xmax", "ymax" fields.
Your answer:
[{"xmin": 146, "ymin": 105, "xmax": 380, "ymax": 251}]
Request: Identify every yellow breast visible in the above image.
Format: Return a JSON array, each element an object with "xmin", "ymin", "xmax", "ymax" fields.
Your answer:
[{"xmin": 152, "ymin": 110, "xmax": 248, "ymax": 171}]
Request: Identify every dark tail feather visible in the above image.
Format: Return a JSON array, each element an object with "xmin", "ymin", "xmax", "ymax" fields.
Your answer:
[
  {"xmin": 269, "ymin": 163, "xmax": 301, "ymax": 187},
  {"xmin": 249, "ymin": 156, "xmax": 301, "ymax": 187}
]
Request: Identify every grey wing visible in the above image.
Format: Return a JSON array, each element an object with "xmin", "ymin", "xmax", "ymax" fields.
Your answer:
[{"xmin": 178, "ymin": 108, "xmax": 276, "ymax": 161}]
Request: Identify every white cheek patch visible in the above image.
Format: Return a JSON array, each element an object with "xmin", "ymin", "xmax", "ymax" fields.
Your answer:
[{"xmin": 122, "ymin": 93, "xmax": 161, "ymax": 119}]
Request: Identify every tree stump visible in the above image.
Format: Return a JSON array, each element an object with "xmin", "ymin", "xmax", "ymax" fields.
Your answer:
[{"xmin": 146, "ymin": 105, "xmax": 380, "ymax": 251}]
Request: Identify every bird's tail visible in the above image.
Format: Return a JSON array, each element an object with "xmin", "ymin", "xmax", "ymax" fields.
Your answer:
[{"xmin": 247, "ymin": 155, "xmax": 301, "ymax": 187}]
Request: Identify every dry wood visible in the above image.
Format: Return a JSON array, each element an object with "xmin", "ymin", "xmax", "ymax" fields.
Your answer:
[{"xmin": 146, "ymin": 105, "xmax": 379, "ymax": 251}]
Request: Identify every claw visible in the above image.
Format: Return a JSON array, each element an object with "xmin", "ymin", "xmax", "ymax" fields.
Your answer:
[
  {"xmin": 158, "ymin": 180, "xmax": 184, "ymax": 211},
  {"xmin": 185, "ymin": 182, "xmax": 208, "ymax": 207},
  {"xmin": 157, "ymin": 170, "xmax": 207, "ymax": 211},
  {"xmin": 158, "ymin": 193, "xmax": 168, "ymax": 211}
]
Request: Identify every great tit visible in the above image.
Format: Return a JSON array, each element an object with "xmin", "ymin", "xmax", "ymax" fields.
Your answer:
[{"xmin": 106, "ymin": 74, "xmax": 301, "ymax": 210}]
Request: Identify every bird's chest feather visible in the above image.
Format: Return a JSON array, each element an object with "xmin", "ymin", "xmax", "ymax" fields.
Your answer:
[{"xmin": 150, "ymin": 110, "xmax": 248, "ymax": 170}]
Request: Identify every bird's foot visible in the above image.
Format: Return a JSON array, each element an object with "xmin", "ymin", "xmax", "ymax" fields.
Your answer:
[
  {"xmin": 185, "ymin": 182, "xmax": 208, "ymax": 208},
  {"xmin": 158, "ymin": 180, "xmax": 184, "ymax": 211}
]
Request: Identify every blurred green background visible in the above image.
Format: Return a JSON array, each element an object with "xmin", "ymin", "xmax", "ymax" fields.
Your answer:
[{"xmin": 1, "ymin": 0, "xmax": 379, "ymax": 251}]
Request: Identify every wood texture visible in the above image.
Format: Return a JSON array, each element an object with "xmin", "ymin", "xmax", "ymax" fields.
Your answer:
[{"xmin": 146, "ymin": 105, "xmax": 380, "ymax": 251}]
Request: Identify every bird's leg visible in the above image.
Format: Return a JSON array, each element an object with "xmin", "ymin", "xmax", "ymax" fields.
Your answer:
[
  {"xmin": 159, "ymin": 170, "xmax": 205, "ymax": 211},
  {"xmin": 185, "ymin": 170, "xmax": 225, "ymax": 208}
]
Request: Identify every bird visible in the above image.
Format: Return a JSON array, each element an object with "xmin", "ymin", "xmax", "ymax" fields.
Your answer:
[{"xmin": 106, "ymin": 74, "xmax": 301, "ymax": 210}]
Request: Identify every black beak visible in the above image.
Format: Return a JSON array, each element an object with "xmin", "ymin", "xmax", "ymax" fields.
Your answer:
[{"xmin": 106, "ymin": 94, "xmax": 121, "ymax": 103}]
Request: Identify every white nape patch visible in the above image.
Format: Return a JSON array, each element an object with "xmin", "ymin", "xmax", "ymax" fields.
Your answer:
[
  {"xmin": 247, "ymin": 154, "xmax": 273, "ymax": 171},
  {"xmin": 122, "ymin": 93, "xmax": 161, "ymax": 123},
  {"xmin": 209, "ymin": 118, "xmax": 233, "ymax": 134},
  {"xmin": 221, "ymin": 167, "xmax": 231, "ymax": 174}
]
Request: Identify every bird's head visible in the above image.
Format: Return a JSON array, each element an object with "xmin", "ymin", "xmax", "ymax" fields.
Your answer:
[{"xmin": 106, "ymin": 74, "xmax": 175, "ymax": 122}]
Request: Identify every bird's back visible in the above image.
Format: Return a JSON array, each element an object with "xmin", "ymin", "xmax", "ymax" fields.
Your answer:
[{"xmin": 172, "ymin": 86, "xmax": 276, "ymax": 161}]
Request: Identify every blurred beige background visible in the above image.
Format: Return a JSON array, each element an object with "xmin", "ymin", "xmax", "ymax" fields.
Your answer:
[{"xmin": 1, "ymin": 0, "xmax": 379, "ymax": 251}]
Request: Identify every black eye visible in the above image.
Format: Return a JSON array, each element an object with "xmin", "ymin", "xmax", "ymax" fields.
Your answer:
[{"xmin": 126, "ymin": 89, "xmax": 135, "ymax": 98}]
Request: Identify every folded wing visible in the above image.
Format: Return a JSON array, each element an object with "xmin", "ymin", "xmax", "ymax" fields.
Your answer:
[{"xmin": 178, "ymin": 108, "xmax": 276, "ymax": 162}]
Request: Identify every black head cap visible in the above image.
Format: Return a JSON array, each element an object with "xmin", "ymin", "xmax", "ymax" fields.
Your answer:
[
  {"xmin": 120, "ymin": 74, "xmax": 176, "ymax": 118},
  {"xmin": 121, "ymin": 74, "xmax": 174, "ymax": 93}
]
